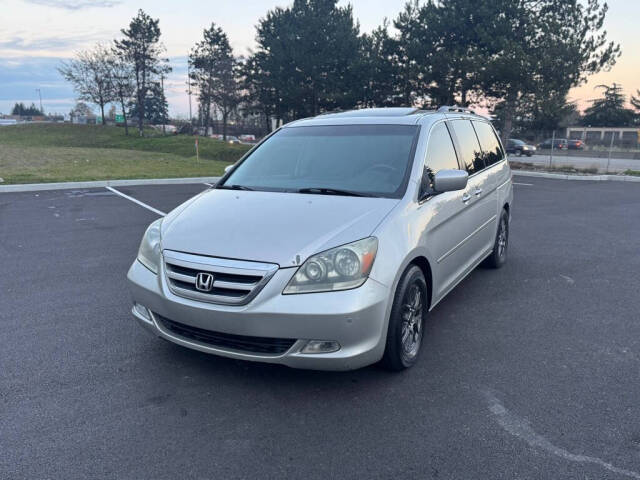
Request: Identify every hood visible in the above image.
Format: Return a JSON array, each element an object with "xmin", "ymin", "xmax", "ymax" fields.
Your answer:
[{"xmin": 161, "ymin": 189, "xmax": 398, "ymax": 267}]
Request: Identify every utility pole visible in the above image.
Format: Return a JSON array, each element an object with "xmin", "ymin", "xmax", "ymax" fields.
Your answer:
[
  {"xmin": 160, "ymin": 73, "xmax": 166, "ymax": 135},
  {"xmin": 187, "ymin": 55, "xmax": 193, "ymax": 124},
  {"xmin": 606, "ymin": 130, "xmax": 615, "ymax": 173},
  {"xmin": 35, "ymin": 89, "xmax": 43, "ymax": 115},
  {"xmin": 549, "ymin": 129, "xmax": 556, "ymax": 168}
]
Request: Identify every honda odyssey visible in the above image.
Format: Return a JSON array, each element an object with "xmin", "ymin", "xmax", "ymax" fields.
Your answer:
[{"xmin": 127, "ymin": 106, "xmax": 513, "ymax": 371}]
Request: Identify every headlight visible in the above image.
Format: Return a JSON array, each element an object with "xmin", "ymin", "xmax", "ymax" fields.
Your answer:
[
  {"xmin": 283, "ymin": 237, "xmax": 378, "ymax": 294},
  {"xmin": 137, "ymin": 218, "xmax": 162, "ymax": 273}
]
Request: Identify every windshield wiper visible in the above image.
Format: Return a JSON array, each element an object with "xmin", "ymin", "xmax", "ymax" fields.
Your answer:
[
  {"xmin": 297, "ymin": 187, "xmax": 370, "ymax": 197},
  {"xmin": 218, "ymin": 184, "xmax": 253, "ymax": 191}
]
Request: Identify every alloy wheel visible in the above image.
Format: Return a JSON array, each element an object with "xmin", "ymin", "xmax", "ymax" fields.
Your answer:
[
  {"xmin": 400, "ymin": 283, "xmax": 423, "ymax": 360},
  {"xmin": 497, "ymin": 216, "xmax": 508, "ymax": 259}
]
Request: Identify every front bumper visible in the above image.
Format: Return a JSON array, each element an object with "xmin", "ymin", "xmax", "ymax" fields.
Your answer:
[{"xmin": 127, "ymin": 259, "xmax": 391, "ymax": 370}]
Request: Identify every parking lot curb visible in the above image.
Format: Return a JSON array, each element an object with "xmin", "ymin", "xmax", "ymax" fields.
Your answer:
[
  {"xmin": 3, "ymin": 171, "xmax": 638, "ymax": 193},
  {"xmin": 513, "ymin": 170, "xmax": 640, "ymax": 182},
  {"xmin": 0, "ymin": 176, "xmax": 222, "ymax": 193}
]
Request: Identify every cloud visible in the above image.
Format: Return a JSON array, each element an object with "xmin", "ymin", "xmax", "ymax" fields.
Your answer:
[
  {"xmin": 0, "ymin": 56, "xmax": 191, "ymax": 116},
  {"xmin": 0, "ymin": 57, "xmax": 74, "ymax": 106},
  {"xmin": 23, "ymin": 0, "xmax": 121, "ymax": 10},
  {"xmin": 0, "ymin": 30, "xmax": 113, "ymax": 53}
]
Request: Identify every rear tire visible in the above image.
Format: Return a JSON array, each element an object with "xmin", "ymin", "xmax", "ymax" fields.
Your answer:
[
  {"xmin": 483, "ymin": 209, "xmax": 509, "ymax": 269},
  {"xmin": 381, "ymin": 265, "xmax": 428, "ymax": 371}
]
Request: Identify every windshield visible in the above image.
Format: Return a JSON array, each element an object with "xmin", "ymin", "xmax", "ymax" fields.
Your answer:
[
  {"xmin": 510, "ymin": 139, "xmax": 525, "ymax": 145},
  {"xmin": 221, "ymin": 124, "xmax": 420, "ymax": 198}
]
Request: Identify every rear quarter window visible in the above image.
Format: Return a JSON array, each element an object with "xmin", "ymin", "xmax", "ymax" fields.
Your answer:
[{"xmin": 472, "ymin": 121, "xmax": 505, "ymax": 167}]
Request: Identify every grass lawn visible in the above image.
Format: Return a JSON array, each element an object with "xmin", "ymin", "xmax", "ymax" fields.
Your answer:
[
  {"xmin": 0, "ymin": 123, "xmax": 252, "ymax": 184},
  {"xmin": 624, "ymin": 170, "xmax": 640, "ymax": 176}
]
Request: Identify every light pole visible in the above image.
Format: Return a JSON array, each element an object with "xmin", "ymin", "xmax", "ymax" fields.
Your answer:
[{"xmin": 35, "ymin": 89, "xmax": 43, "ymax": 115}]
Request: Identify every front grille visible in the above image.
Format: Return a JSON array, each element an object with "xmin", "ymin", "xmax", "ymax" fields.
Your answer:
[
  {"xmin": 163, "ymin": 250, "xmax": 278, "ymax": 306},
  {"xmin": 156, "ymin": 315, "xmax": 296, "ymax": 355}
]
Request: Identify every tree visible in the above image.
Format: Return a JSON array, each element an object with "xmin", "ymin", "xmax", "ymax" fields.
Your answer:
[
  {"xmin": 253, "ymin": 0, "xmax": 362, "ymax": 121},
  {"xmin": 128, "ymin": 80, "xmax": 168, "ymax": 125},
  {"xmin": 189, "ymin": 23, "xmax": 239, "ymax": 138},
  {"xmin": 394, "ymin": 0, "xmax": 489, "ymax": 107},
  {"xmin": 114, "ymin": 9, "xmax": 168, "ymax": 136},
  {"xmin": 484, "ymin": 0, "xmax": 620, "ymax": 143},
  {"xmin": 393, "ymin": 0, "xmax": 619, "ymax": 142},
  {"xmin": 11, "ymin": 102, "xmax": 43, "ymax": 116},
  {"xmin": 358, "ymin": 23, "xmax": 404, "ymax": 108},
  {"xmin": 628, "ymin": 89, "xmax": 640, "ymax": 125},
  {"xmin": 493, "ymin": 93, "xmax": 579, "ymax": 139},
  {"xmin": 242, "ymin": 53, "xmax": 278, "ymax": 133},
  {"xmin": 70, "ymin": 101, "xmax": 94, "ymax": 117},
  {"xmin": 58, "ymin": 43, "xmax": 114, "ymax": 125},
  {"xmin": 389, "ymin": 1, "xmax": 423, "ymax": 106},
  {"xmin": 582, "ymin": 83, "xmax": 635, "ymax": 127},
  {"xmin": 211, "ymin": 57, "xmax": 241, "ymax": 140},
  {"xmin": 106, "ymin": 53, "xmax": 135, "ymax": 135}
]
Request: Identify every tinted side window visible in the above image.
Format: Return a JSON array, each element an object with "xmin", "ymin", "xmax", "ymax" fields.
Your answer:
[
  {"xmin": 449, "ymin": 119, "xmax": 484, "ymax": 174},
  {"xmin": 473, "ymin": 120, "xmax": 505, "ymax": 167},
  {"xmin": 421, "ymin": 122, "xmax": 459, "ymax": 195}
]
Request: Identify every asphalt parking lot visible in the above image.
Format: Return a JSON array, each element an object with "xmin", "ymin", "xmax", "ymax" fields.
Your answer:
[{"xmin": 2, "ymin": 177, "xmax": 640, "ymax": 479}]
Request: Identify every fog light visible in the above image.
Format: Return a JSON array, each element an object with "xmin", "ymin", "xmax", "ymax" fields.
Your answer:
[
  {"xmin": 300, "ymin": 340, "xmax": 340, "ymax": 354},
  {"xmin": 133, "ymin": 302, "xmax": 151, "ymax": 321}
]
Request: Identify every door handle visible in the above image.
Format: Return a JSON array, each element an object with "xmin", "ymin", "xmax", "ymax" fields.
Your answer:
[
  {"xmin": 462, "ymin": 193, "xmax": 471, "ymax": 203},
  {"xmin": 474, "ymin": 187, "xmax": 483, "ymax": 196}
]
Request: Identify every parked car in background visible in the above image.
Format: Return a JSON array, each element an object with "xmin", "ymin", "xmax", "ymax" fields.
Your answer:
[
  {"xmin": 538, "ymin": 138, "xmax": 568, "ymax": 150},
  {"xmin": 567, "ymin": 139, "xmax": 585, "ymax": 150},
  {"xmin": 505, "ymin": 138, "xmax": 536, "ymax": 156},
  {"xmin": 128, "ymin": 107, "xmax": 513, "ymax": 371},
  {"xmin": 226, "ymin": 135, "xmax": 241, "ymax": 144}
]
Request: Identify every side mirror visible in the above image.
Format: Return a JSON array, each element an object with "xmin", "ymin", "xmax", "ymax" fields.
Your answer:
[
  {"xmin": 433, "ymin": 169, "xmax": 468, "ymax": 193},
  {"xmin": 224, "ymin": 164, "xmax": 234, "ymax": 174}
]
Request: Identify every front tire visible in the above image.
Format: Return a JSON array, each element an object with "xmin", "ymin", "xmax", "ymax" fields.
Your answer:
[
  {"xmin": 381, "ymin": 265, "xmax": 428, "ymax": 371},
  {"xmin": 484, "ymin": 208, "xmax": 509, "ymax": 269}
]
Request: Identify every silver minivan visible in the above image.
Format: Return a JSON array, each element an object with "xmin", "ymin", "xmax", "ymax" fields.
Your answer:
[{"xmin": 128, "ymin": 107, "xmax": 513, "ymax": 371}]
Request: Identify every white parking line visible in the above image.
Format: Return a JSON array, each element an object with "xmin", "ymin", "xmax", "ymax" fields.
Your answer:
[
  {"xmin": 513, "ymin": 182, "xmax": 533, "ymax": 186},
  {"xmin": 105, "ymin": 186, "xmax": 166, "ymax": 216},
  {"xmin": 484, "ymin": 390, "xmax": 640, "ymax": 479},
  {"xmin": 203, "ymin": 182, "xmax": 214, "ymax": 187}
]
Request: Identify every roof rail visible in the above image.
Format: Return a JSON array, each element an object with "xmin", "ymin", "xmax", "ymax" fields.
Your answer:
[
  {"xmin": 437, "ymin": 105, "xmax": 476, "ymax": 115},
  {"xmin": 317, "ymin": 107, "xmax": 421, "ymax": 118}
]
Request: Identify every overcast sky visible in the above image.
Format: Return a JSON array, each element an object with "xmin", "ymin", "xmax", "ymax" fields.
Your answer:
[{"xmin": 0, "ymin": 0, "xmax": 637, "ymax": 116}]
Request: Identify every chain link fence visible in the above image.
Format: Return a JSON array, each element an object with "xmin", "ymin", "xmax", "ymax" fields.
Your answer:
[{"xmin": 507, "ymin": 127, "xmax": 640, "ymax": 174}]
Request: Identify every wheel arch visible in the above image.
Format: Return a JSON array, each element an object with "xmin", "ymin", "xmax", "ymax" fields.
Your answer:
[{"xmin": 408, "ymin": 256, "xmax": 433, "ymax": 311}]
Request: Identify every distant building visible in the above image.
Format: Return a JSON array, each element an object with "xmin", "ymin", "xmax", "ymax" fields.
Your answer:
[
  {"xmin": 566, "ymin": 127, "xmax": 639, "ymax": 147},
  {"xmin": 71, "ymin": 114, "xmax": 98, "ymax": 125},
  {"xmin": 70, "ymin": 106, "xmax": 97, "ymax": 125}
]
